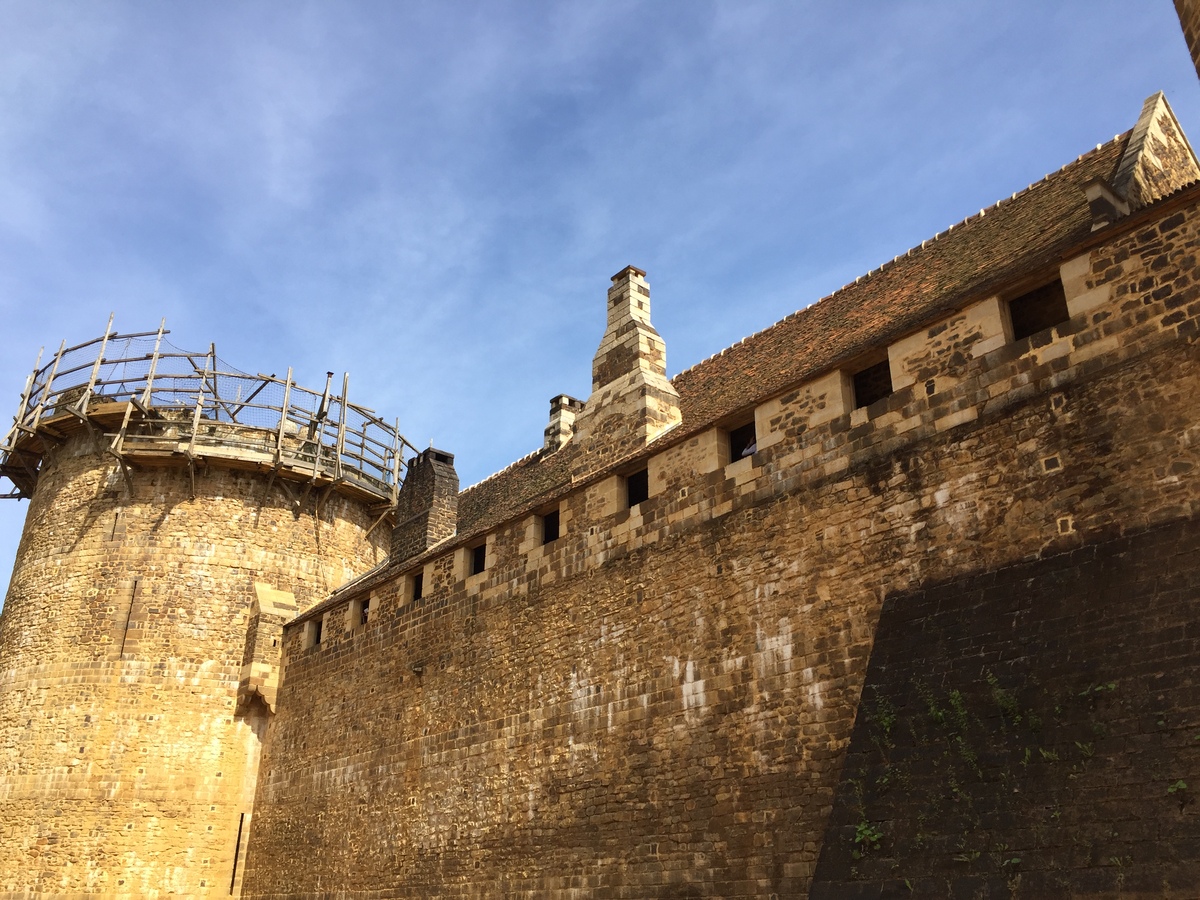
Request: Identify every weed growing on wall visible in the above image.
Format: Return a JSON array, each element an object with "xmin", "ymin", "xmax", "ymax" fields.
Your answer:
[{"xmin": 842, "ymin": 668, "xmax": 1125, "ymax": 890}]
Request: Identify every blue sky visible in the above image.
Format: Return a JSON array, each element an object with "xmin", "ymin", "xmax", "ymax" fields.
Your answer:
[{"xmin": 1, "ymin": 1, "xmax": 1198, "ymax": 602}]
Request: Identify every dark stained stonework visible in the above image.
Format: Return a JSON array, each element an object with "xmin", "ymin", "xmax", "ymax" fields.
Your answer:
[
  {"xmin": 812, "ymin": 516, "xmax": 1200, "ymax": 898},
  {"xmin": 391, "ymin": 448, "xmax": 460, "ymax": 562},
  {"xmin": 1177, "ymin": 0, "xmax": 1200, "ymax": 80}
]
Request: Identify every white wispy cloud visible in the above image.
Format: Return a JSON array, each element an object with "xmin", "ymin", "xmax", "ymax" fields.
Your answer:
[{"xmin": 0, "ymin": 0, "xmax": 1196, "ymax": 600}]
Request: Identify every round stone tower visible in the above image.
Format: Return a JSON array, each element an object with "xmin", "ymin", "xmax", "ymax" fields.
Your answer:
[{"xmin": 0, "ymin": 322, "xmax": 412, "ymax": 897}]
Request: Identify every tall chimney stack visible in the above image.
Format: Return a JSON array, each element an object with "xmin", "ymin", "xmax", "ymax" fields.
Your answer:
[
  {"xmin": 391, "ymin": 448, "xmax": 459, "ymax": 562},
  {"xmin": 571, "ymin": 266, "xmax": 682, "ymax": 473}
]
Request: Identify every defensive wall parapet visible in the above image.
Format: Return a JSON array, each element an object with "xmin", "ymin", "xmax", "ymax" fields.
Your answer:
[{"xmin": 289, "ymin": 178, "xmax": 1200, "ymax": 666}]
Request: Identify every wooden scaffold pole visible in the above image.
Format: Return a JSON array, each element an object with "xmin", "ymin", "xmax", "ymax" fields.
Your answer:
[
  {"xmin": 75, "ymin": 312, "xmax": 116, "ymax": 422},
  {"xmin": 27, "ymin": 339, "xmax": 67, "ymax": 435}
]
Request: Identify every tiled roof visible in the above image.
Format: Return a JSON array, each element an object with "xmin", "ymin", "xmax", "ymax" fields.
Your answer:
[
  {"xmin": 318, "ymin": 128, "xmax": 1159, "ymax": 615},
  {"xmin": 671, "ymin": 133, "xmax": 1129, "ymax": 428},
  {"xmin": 454, "ymin": 134, "xmax": 1131, "ymax": 535}
]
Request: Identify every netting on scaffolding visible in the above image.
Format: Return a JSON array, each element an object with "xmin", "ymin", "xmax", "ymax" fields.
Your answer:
[{"xmin": 2, "ymin": 322, "xmax": 416, "ymax": 498}]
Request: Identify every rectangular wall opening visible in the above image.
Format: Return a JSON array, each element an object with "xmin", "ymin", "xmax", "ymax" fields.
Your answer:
[
  {"xmin": 626, "ymin": 468, "xmax": 649, "ymax": 508},
  {"xmin": 541, "ymin": 509, "xmax": 561, "ymax": 544},
  {"xmin": 304, "ymin": 617, "xmax": 322, "ymax": 649},
  {"xmin": 727, "ymin": 420, "xmax": 757, "ymax": 461},
  {"xmin": 350, "ymin": 596, "xmax": 370, "ymax": 628},
  {"xmin": 852, "ymin": 359, "xmax": 894, "ymax": 409},
  {"xmin": 470, "ymin": 542, "xmax": 487, "ymax": 576},
  {"xmin": 1009, "ymin": 279, "xmax": 1069, "ymax": 341},
  {"xmin": 411, "ymin": 571, "xmax": 424, "ymax": 602}
]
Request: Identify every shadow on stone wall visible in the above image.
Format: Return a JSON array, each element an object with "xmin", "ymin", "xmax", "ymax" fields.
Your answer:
[{"xmin": 811, "ymin": 516, "xmax": 1200, "ymax": 898}]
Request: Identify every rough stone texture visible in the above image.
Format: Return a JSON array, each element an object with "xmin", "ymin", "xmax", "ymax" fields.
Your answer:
[
  {"xmin": 810, "ymin": 516, "xmax": 1200, "ymax": 899},
  {"xmin": 240, "ymin": 185, "xmax": 1200, "ymax": 897},
  {"xmin": 571, "ymin": 266, "xmax": 683, "ymax": 474},
  {"xmin": 0, "ymin": 434, "xmax": 388, "ymax": 898},
  {"xmin": 1177, "ymin": 0, "xmax": 1200, "ymax": 80},
  {"xmin": 1113, "ymin": 93, "xmax": 1200, "ymax": 210},
  {"xmin": 391, "ymin": 448, "xmax": 460, "ymax": 563}
]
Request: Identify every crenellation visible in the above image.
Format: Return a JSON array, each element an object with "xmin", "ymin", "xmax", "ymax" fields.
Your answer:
[{"xmin": 297, "ymin": 233, "xmax": 1200, "ymax": 679}]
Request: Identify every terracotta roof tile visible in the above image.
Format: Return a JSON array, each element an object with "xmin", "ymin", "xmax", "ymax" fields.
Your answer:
[
  {"xmin": 671, "ymin": 133, "xmax": 1129, "ymax": 429},
  {"xmin": 457, "ymin": 444, "xmax": 573, "ymax": 535},
  {"xmin": 318, "ymin": 131, "xmax": 1145, "ymax": 614},
  {"xmin": 454, "ymin": 133, "xmax": 1130, "ymax": 536}
]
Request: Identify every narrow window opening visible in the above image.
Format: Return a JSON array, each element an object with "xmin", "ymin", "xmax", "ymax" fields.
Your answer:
[
  {"xmin": 358, "ymin": 597, "xmax": 370, "ymax": 627},
  {"xmin": 470, "ymin": 542, "xmax": 487, "ymax": 576},
  {"xmin": 853, "ymin": 359, "xmax": 893, "ymax": 409},
  {"xmin": 728, "ymin": 420, "xmax": 757, "ymax": 460},
  {"xmin": 541, "ymin": 510, "xmax": 560, "ymax": 545},
  {"xmin": 626, "ymin": 468, "xmax": 649, "ymax": 508},
  {"xmin": 411, "ymin": 572, "xmax": 424, "ymax": 602},
  {"xmin": 313, "ymin": 618, "xmax": 323, "ymax": 646},
  {"xmin": 304, "ymin": 617, "xmax": 322, "ymax": 649},
  {"xmin": 1009, "ymin": 280, "xmax": 1069, "ymax": 341}
]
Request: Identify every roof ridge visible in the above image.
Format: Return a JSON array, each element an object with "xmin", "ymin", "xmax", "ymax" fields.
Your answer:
[
  {"xmin": 671, "ymin": 131, "xmax": 1131, "ymax": 385},
  {"xmin": 461, "ymin": 445, "xmax": 547, "ymax": 494},
  {"xmin": 328, "ymin": 558, "xmax": 390, "ymax": 599}
]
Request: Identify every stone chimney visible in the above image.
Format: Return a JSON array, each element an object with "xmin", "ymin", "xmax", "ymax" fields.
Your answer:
[
  {"xmin": 571, "ymin": 266, "xmax": 682, "ymax": 473},
  {"xmin": 544, "ymin": 394, "xmax": 584, "ymax": 451},
  {"xmin": 591, "ymin": 266, "xmax": 666, "ymax": 389},
  {"xmin": 1082, "ymin": 178, "xmax": 1130, "ymax": 231},
  {"xmin": 391, "ymin": 448, "xmax": 459, "ymax": 563}
]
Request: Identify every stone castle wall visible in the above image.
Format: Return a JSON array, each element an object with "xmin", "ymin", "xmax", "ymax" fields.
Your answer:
[
  {"xmin": 238, "ymin": 185, "xmax": 1200, "ymax": 897},
  {"xmin": 811, "ymin": 513, "xmax": 1200, "ymax": 897},
  {"xmin": 0, "ymin": 433, "xmax": 389, "ymax": 898},
  {"xmin": 1177, "ymin": 0, "xmax": 1200, "ymax": 80}
]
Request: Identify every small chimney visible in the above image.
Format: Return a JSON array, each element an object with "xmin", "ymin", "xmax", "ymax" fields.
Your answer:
[
  {"xmin": 544, "ymin": 394, "xmax": 584, "ymax": 451},
  {"xmin": 391, "ymin": 448, "xmax": 459, "ymax": 563},
  {"xmin": 1082, "ymin": 177, "xmax": 1130, "ymax": 231}
]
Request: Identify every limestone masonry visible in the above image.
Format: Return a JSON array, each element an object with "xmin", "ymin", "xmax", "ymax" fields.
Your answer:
[
  {"xmin": 0, "ymin": 343, "xmax": 410, "ymax": 897},
  {"xmin": 4, "ymin": 16, "xmax": 1200, "ymax": 900}
]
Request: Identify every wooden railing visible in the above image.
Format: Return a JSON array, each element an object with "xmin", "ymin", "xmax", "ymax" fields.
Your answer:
[{"xmin": 1, "ymin": 318, "xmax": 415, "ymax": 504}]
